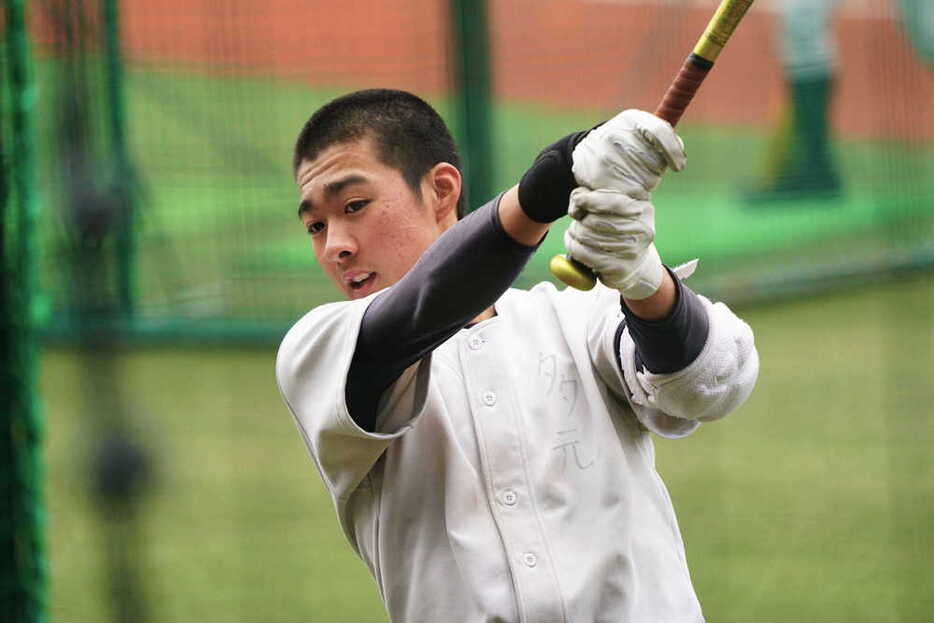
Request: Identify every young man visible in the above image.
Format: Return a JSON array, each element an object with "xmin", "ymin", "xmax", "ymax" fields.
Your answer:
[{"xmin": 276, "ymin": 89, "xmax": 758, "ymax": 622}]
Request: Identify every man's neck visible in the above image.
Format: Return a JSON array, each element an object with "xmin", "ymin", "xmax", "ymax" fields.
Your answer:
[{"xmin": 469, "ymin": 306, "xmax": 496, "ymax": 326}]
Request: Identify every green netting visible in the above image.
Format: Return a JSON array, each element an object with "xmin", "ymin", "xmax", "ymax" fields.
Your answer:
[
  {"xmin": 2, "ymin": 0, "xmax": 47, "ymax": 620},
  {"xmin": 28, "ymin": 0, "xmax": 934, "ymax": 342}
]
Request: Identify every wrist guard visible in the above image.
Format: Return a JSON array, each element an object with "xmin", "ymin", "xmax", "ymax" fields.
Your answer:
[{"xmin": 517, "ymin": 129, "xmax": 590, "ymax": 223}]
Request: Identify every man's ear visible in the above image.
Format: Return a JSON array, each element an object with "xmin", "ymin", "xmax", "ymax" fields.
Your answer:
[{"xmin": 425, "ymin": 162, "xmax": 461, "ymax": 224}]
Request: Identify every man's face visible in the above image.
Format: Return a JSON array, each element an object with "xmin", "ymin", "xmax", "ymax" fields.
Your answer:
[{"xmin": 296, "ymin": 137, "xmax": 447, "ymax": 300}]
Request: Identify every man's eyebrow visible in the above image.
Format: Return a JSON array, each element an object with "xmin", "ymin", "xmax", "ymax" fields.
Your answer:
[
  {"xmin": 324, "ymin": 173, "xmax": 369, "ymax": 197},
  {"xmin": 297, "ymin": 174, "xmax": 371, "ymax": 218}
]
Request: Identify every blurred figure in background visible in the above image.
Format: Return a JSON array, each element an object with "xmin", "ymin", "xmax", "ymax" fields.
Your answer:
[
  {"xmin": 898, "ymin": 0, "xmax": 934, "ymax": 68},
  {"xmin": 746, "ymin": 0, "xmax": 933, "ymax": 204},
  {"xmin": 745, "ymin": 0, "xmax": 843, "ymax": 203}
]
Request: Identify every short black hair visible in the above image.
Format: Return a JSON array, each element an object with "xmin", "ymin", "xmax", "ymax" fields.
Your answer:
[{"xmin": 293, "ymin": 89, "xmax": 466, "ymax": 218}]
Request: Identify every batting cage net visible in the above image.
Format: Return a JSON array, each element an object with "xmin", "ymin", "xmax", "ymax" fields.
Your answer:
[
  {"xmin": 26, "ymin": 0, "xmax": 934, "ymax": 340},
  {"xmin": 8, "ymin": 0, "xmax": 933, "ymax": 621}
]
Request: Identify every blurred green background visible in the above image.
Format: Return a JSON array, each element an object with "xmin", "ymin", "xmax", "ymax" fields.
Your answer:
[
  {"xmin": 31, "ymin": 63, "xmax": 934, "ymax": 331},
  {"xmin": 44, "ymin": 273, "xmax": 934, "ymax": 622},
  {"xmin": 3, "ymin": 0, "xmax": 932, "ymax": 621}
]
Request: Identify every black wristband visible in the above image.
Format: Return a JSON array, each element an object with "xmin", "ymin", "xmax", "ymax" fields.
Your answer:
[
  {"xmin": 621, "ymin": 267, "xmax": 710, "ymax": 374},
  {"xmin": 517, "ymin": 129, "xmax": 590, "ymax": 223}
]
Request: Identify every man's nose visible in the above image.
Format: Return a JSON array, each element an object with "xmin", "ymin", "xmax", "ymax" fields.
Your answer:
[{"xmin": 324, "ymin": 222, "xmax": 357, "ymax": 264}]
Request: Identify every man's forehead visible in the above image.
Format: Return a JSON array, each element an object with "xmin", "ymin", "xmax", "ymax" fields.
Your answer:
[
  {"xmin": 297, "ymin": 166, "xmax": 371, "ymax": 193},
  {"xmin": 299, "ymin": 139, "xmax": 381, "ymax": 185}
]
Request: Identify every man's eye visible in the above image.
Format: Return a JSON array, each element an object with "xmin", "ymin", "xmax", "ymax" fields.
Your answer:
[
  {"xmin": 307, "ymin": 222, "xmax": 325, "ymax": 235},
  {"xmin": 346, "ymin": 200, "xmax": 369, "ymax": 213}
]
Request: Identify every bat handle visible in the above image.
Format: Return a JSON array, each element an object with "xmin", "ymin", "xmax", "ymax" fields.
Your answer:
[
  {"xmin": 654, "ymin": 54, "xmax": 713, "ymax": 128},
  {"xmin": 549, "ymin": 254, "xmax": 597, "ymax": 291},
  {"xmin": 550, "ymin": 53, "xmax": 715, "ymax": 291}
]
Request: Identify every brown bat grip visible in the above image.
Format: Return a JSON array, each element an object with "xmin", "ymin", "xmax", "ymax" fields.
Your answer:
[{"xmin": 654, "ymin": 54, "xmax": 713, "ymax": 127}]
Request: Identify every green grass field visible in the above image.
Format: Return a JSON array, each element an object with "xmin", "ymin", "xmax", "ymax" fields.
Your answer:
[{"xmin": 42, "ymin": 272, "xmax": 934, "ymax": 622}]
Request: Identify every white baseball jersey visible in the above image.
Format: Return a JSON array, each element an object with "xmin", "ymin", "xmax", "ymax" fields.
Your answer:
[{"xmin": 276, "ymin": 279, "xmax": 758, "ymax": 622}]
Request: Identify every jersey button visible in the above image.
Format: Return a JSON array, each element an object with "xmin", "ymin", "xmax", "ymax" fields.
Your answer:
[
  {"xmin": 502, "ymin": 490, "xmax": 517, "ymax": 506},
  {"xmin": 482, "ymin": 391, "xmax": 497, "ymax": 406},
  {"xmin": 468, "ymin": 335, "xmax": 484, "ymax": 350},
  {"xmin": 523, "ymin": 553, "xmax": 537, "ymax": 568}
]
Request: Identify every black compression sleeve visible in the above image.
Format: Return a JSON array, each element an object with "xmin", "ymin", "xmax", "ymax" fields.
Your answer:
[
  {"xmin": 614, "ymin": 268, "xmax": 710, "ymax": 375},
  {"xmin": 345, "ymin": 196, "xmax": 539, "ymax": 431}
]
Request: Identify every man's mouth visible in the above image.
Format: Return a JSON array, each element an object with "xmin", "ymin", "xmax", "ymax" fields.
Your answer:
[{"xmin": 348, "ymin": 272, "xmax": 375, "ymax": 291}]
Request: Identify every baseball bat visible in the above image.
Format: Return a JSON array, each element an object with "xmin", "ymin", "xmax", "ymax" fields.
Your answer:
[{"xmin": 549, "ymin": 0, "xmax": 756, "ymax": 291}]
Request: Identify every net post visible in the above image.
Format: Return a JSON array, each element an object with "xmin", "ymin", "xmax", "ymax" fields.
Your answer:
[
  {"xmin": 103, "ymin": 0, "xmax": 137, "ymax": 320},
  {"xmin": 1, "ymin": 0, "xmax": 48, "ymax": 620},
  {"xmin": 449, "ymin": 0, "xmax": 494, "ymax": 211}
]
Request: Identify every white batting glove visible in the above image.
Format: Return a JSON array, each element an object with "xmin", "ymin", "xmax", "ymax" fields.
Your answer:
[
  {"xmin": 572, "ymin": 109, "xmax": 686, "ymax": 197},
  {"xmin": 563, "ymin": 187, "xmax": 665, "ymax": 300}
]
